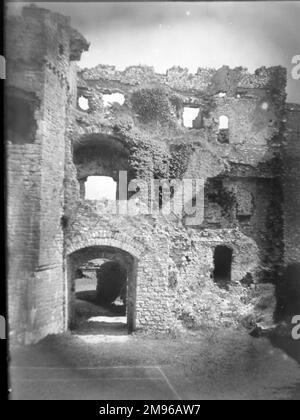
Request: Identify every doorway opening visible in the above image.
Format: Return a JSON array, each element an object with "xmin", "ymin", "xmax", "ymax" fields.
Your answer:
[
  {"xmin": 67, "ymin": 246, "xmax": 137, "ymax": 335},
  {"xmin": 213, "ymin": 245, "xmax": 233, "ymax": 288}
]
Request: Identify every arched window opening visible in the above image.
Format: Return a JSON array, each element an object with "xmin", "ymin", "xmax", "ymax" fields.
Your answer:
[
  {"xmin": 219, "ymin": 115, "xmax": 229, "ymax": 129},
  {"xmin": 84, "ymin": 176, "xmax": 117, "ymax": 201},
  {"xmin": 217, "ymin": 115, "xmax": 229, "ymax": 144},
  {"xmin": 213, "ymin": 245, "xmax": 233, "ymax": 287},
  {"xmin": 183, "ymin": 107, "xmax": 200, "ymax": 128}
]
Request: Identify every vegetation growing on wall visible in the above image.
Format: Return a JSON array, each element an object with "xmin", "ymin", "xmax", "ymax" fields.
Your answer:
[
  {"xmin": 169, "ymin": 144, "xmax": 193, "ymax": 179},
  {"xmin": 131, "ymin": 87, "xmax": 173, "ymax": 123},
  {"xmin": 113, "ymin": 121, "xmax": 170, "ymax": 179}
]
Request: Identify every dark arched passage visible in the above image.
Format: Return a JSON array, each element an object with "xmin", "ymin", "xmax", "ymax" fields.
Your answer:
[{"xmin": 67, "ymin": 245, "xmax": 138, "ymax": 333}]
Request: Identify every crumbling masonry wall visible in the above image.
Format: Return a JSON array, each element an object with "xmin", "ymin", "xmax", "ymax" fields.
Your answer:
[
  {"xmin": 283, "ymin": 103, "xmax": 300, "ymax": 265},
  {"xmin": 7, "ymin": 5, "xmax": 296, "ymax": 343},
  {"xmin": 6, "ymin": 5, "xmax": 88, "ymax": 343},
  {"xmin": 63, "ymin": 61, "xmax": 286, "ymax": 333}
]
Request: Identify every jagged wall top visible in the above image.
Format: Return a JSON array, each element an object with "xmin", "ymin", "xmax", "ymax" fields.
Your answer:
[
  {"xmin": 6, "ymin": 4, "xmax": 90, "ymax": 65},
  {"xmin": 80, "ymin": 64, "xmax": 286, "ymax": 95}
]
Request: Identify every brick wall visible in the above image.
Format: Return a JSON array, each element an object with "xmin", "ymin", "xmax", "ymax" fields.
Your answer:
[{"xmin": 7, "ymin": 5, "xmax": 88, "ymax": 343}]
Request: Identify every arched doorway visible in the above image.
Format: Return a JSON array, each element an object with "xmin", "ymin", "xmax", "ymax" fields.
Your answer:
[{"xmin": 66, "ymin": 245, "xmax": 138, "ymax": 334}]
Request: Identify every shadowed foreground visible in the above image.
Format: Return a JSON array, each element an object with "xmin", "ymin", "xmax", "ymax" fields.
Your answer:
[{"xmin": 9, "ymin": 328, "xmax": 300, "ymax": 400}]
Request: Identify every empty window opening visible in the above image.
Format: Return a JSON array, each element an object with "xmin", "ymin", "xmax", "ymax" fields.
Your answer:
[
  {"xmin": 219, "ymin": 115, "xmax": 229, "ymax": 129},
  {"xmin": 78, "ymin": 95, "xmax": 89, "ymax": 111},
  {"xmin": 183, "ymin": 107, "xmax": 200, "ymax": 128},
  {"xmin": 84, "ymin": 176, "xmax": 117, "ymax": 200},
  {"xmin": 217, "ymin": 115, "xmax": 229, "ymax": 144},
  {"xmin": 237, "ymin": 214, "xmax": 251, "ymax": 223},
  {"xmin": 6, "ymin": 93, "xmax": 37, "ymax": 144},
  {"xmin": 213, "ymin": 245, "xmax": 233, "ymax": 287},
  {"xmin": 74, "ymin": 259, "xmax": 127, "ymax": 333},
  {"xmin": 103, "ymin": 92, "xmax": 125, "ymax": 107}
]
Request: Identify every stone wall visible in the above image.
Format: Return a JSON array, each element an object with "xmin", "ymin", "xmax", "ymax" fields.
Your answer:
[
  {"xmin": 63, "ymin": 198, "xmax": 274, "ymax": 333},
  {"xmin": 6, "ymin": 5, "xmax": 88, "ymax": 343},
  {"xmin": 7, "ymin": 5, "xmax": 294, "ymax": 343},
  {"xmin": 63, "ymin": 60, "xmax": 287, "ymax": 335},
  {"xmin": 283, "ymin": 103, "xmax": 300, "ymax": 265}
]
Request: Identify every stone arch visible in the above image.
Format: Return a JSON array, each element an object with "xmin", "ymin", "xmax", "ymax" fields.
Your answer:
[
  {"xmin": 65, "ymin": 234, "xmax": 143, "ymax": 333},
  {"xmin": 66, "ymin": 232, "xmax": 144, "ymax": 259},
  {"xmin": 72, "ymin": 132, "xmax": 134, "ymax": 199}
]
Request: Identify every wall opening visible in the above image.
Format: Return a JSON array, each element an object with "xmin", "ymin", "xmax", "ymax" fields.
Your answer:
[
  {"xmin": 103, "ymin": 92, "xmax": 125, "ymax": 107},
  {"xmin": 96, "ymin": 261, "xmax": 127, "ymax": 306},
  {"xmin": 213, "ymin": 245, "xmax": 233, "ymax": 287},
  {"xmin": 84, "ymin": 176, "xmax": 117, "ymax": 200},
  {"xmin": 183, "ymin": 107, "xmax": 200, "ymax": 128},
  {"xmin": 67, "ymin": 246, "xmax": 137, "ymax": 334},
  {"xmin": 74, "ymin": 259, "xmax": 127, "ymax": 332},
  {"xmin": 78, "ymin": 95, "xmax": 90, "ymax": 111},
  {"xmin": 217, "ymin": 115, "xmax": 229, "ymax": 144},
  {"xmin": 6, "ymin": 89, "xmax": 38, "ymax": 144},
  {"xmin": 73, "ymin": 134, "xmax": 133, "ymax": 200}
]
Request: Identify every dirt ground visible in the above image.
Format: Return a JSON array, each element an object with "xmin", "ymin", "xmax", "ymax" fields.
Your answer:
[
  {"xmin": 9, "ymin": 316, "xmax": 300, "ymax": 400},
  {"xmin": 9, "ymin": 284, "xmax": 300, "ymax": 400}
]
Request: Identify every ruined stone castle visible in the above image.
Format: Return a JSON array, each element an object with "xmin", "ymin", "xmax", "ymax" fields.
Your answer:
[{"xmin": 6, "ymin": 6, "xmax": 300, "ymax": 344}]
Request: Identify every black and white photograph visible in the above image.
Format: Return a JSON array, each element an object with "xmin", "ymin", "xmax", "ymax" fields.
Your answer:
[{"xmin": 2, "ymin": 0, "xmax": 300, "ymax": 401}]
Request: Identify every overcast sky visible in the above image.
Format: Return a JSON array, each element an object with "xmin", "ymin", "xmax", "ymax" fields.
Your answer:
[{"xmin": 7, "ymin": 2, "xmax": 300, "ymax": 103}]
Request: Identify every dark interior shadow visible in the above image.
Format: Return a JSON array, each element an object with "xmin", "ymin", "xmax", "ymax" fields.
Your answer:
[
  {"xmin": 75, "ymin": 290, "xmax": 126, "ymax": 316},
  {"xmin": 268, "ymin": 263, "xmax": 300, "ymax": 367},
  {"xmin": 76, "ymin": 290, "xmax": 97, "ymax": 304},
  {"xmin": 269, "ymin": 323, "xmax": 300, "ymax": 366}
]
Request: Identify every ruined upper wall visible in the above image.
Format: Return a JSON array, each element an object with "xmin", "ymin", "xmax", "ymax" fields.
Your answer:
[
  {"xmin": 80, "ymin": 64, "xmax": 285, "ymax": 96},
  {"xmin": 6, "ymin": 5, "xmax": 89, "ymax": 89},
  {"xmin": 74, "ymin": 63, "xmax": 287, "ymax": 177}
]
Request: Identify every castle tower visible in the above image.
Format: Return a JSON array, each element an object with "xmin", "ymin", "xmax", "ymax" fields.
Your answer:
[{"xmin": 6, "ymin": 5, "xmax": 89, "ymax": 343}]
